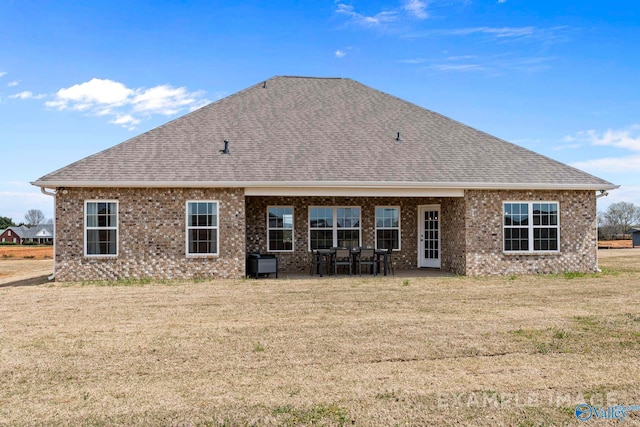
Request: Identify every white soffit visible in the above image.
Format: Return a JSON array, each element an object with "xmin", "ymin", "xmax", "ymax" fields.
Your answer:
[{"xmin": 244, "ymin": 187, "xmax": 465, "ymax": 197}]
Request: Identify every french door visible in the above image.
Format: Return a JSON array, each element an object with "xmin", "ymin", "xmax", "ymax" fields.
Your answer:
[{"xmin": 418, "ymin": 205, "xmax": 441, "ymax": 268}]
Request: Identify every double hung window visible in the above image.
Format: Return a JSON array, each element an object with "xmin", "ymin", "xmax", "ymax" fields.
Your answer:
[
  {"xmin": 375, "ymin": 207, "xmax": 400, "ymax": 250},
  {"xmin": 503, "ymin": 202, "xmax": 559, "ymax": 252},
  {"xmin": 85, "ymin": 201, "xmax": 118, "ymax": 256},
  {"xmin": 186, "ymin": 201, "xmax": 219, "ymax": 255},
  {"xmin": 309, "ymin": 207, "xmax": 361, "ymax": 250},
  {"xmin": 267, "ymin": 206, "xmax": 294, "ymax": 251}
]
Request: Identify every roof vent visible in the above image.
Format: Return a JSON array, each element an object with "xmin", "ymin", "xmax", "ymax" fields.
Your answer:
[
  {"xmin": 396, "ymin": 132, "xmax": 401, "ymax": 141},
  {"xmin": 263, "ymin": 81, "xmax": 267, "ymax": 88},
  {"xmin": 220, "ymin": 139, "xmax": 230, "ymax": 154}
]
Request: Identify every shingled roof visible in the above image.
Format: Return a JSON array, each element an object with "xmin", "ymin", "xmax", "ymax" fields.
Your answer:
[{"xmin": 33, "ymin": 76, "xmax": 615, "ymax": 191}]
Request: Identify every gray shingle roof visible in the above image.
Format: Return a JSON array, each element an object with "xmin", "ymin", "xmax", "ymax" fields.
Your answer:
[
  {"xmin": 33, "ymin": 76, "xmax": 615, "ymax": 190},
  {"xmin": 6, "ymin": 224, "xmax": 53, "ymax": 239}
]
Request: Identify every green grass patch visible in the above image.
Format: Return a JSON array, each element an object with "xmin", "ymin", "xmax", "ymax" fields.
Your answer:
[{"xmin": 272, "ymin": 404, "xmax": 350, "ymax": 426}]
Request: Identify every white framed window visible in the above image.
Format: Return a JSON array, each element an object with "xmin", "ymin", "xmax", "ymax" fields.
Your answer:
[
  {"xmin": 267, "ymin": 206, "xmax": 294, "ymax": 252},
  {"xmin": 375, "ymin": 206, "xmax": 401, "ymax": 250},
  {"xmin": 186, "ymin": 201, "xmax": 219, "ymax": 256},
  {"xmin": 503, "ymin": 202, "xmax": 559, "ymax": 253},
  {"xmin": 8, "ymin": 231, "xmax": 11, "ymax": 236},
  {"xmin": 85, "ymin": 200, "xmax": 118, "ymax": 256},
  {"xmin": 309, "ymin": 207, "xmax": 361, "ymax": 250}
]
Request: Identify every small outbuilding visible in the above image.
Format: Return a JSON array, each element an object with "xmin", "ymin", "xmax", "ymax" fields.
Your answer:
[{"xmin": 628, "ymin": 228, "xmax": 640, "ymax": 248}]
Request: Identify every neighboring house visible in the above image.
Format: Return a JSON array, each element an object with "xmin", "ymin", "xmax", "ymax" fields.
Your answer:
[
  {"xmin": 0, "ymin": 225, "xmax": 54, "ymax": 244},
  {"xmin": 32, "ymin": 76, "xmax": 617, "ymax": 281},
  {"xmin": 0, "ymin": 226, "xmax": 23, "ymax": 244},
  {"xmin": 628, "ymin": 228, "xmax": 640, "ymax": 248}
]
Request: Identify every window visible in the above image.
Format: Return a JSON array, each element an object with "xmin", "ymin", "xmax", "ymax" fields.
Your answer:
[
  {"xmin": 267, "ymin": 206, "xmax": 293, "ymax": 251},
  {"xmin": 85, "ymin": 201, "xmax": 118, "ymax": 256},
  {"xmin": 186, "ymin": 201, "xmax": 218, "ymax": 255},
  {"xmin": 8, "ymin": 231, "xmax": 11, "ymax": 236},
  {"xmin": 375, "ymin": 206, "xmax": 400, "ymax": 250},
  {"xmin": 309, "ymin": 207, "xmax": 360, "ymax": 250},
  {"xmin": 503, "ymin": 202, "xmax": 559, "ymax": 252}
]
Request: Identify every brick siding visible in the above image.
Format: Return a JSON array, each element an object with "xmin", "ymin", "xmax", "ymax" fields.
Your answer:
[
  {"xmin": 52, "ymin": 188, "xmax": 597, "ymax": 281},
  {"xmin": 54, "ymin": 188, "xmax": 245, "ymax": 281},
  {"xmin": 464, "ymin": 190, "xmax": 597, "ymax": 275}
]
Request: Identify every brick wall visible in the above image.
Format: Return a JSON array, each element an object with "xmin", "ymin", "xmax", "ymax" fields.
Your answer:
[
  {"xmin": 53, "ymin": 188, "xmax": 597, "ymax": 280},
  {"xmin": 54, "ymin": 187, "xmax": 246, "ymax": 281},
  {"xmin": 245, "ymin": 196, "xmax": 464, "ymax": 273},
  {"xmin": 464, "ymin": 190, "xmax": 597, "ymax": 275}
]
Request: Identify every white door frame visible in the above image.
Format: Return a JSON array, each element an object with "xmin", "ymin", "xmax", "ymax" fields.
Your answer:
[{"xmin": 418, "ymin": 204, "xmax": 441, "ymax": 268}]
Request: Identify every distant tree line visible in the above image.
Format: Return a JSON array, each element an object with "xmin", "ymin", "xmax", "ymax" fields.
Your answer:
[
  {"xmin": 598, "ymin": 201, "xmax": 640, "ymax": 240},
  {"xmin": 0, "ymin": 209, "xmax": 53, "ymax": 229}
]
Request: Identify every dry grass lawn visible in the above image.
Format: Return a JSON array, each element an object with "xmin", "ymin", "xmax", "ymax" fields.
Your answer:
[{"xmin": 1, "ymin": 252, "xmax": 640, "ymax": 426}]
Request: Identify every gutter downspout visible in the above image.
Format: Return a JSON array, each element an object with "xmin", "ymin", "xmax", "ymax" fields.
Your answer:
[
  {"xmin": 40, "ymin": 187, "xmax": 57, "ymax": 281},
  {"xmin": 595, "ymin": 190, "xmax": 609, "ymax": 273}
]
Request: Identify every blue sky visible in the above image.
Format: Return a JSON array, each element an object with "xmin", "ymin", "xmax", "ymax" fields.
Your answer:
[{"xmin": 1, "ymin": 0, "xmax": 638, "ymax": 222}]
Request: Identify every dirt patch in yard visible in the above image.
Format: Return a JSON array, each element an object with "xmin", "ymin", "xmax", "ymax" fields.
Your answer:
[
  {"xmin": 0, "ymin": 245, "xmax": 53, "ymax": 260},
  {"xmin": 598, "ymin": 239, "xmax": 633, "ymax": 249}
]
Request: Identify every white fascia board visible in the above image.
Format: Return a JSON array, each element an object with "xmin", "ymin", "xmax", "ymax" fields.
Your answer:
[{"xmin": 31, "ymin": 180, "xmax": 620, "ymax": 191}]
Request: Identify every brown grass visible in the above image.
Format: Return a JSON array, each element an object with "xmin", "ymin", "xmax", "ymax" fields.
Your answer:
[{"xmin": 1, "ymin": 254, "xmax": 640, "ymax": 426}]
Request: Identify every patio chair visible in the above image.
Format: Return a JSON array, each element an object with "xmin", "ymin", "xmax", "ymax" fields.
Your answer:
[
  {"xmin": 309, "ymin": 250, "xmax": 322, "ymax": 276},
  {"xmin": 385, "ymin": 247, "xmax": 395, "ymax": 276},
  {"xmin": 334, "ymin": 248, "xmax": 352, "ymax": 276},
  {"xmin": 376, "ymin": 247, "xmax": 395, "ymax": 276},
  {"xmin": 358, "ymin": 248, "xmax": 376, "ymax": 276}
]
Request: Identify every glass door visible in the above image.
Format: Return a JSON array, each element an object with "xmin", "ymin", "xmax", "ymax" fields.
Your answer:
[{"xmin": 418, "ymin": 205, "xmax": 441, "ymax": 268}]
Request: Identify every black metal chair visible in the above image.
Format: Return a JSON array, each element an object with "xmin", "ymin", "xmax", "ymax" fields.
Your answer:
[
  {"xmin": 358, "ymin": 248, "xmax": 376, "ymax": 276},
  {"xmin": 377, "ymin": 247, "xmax": 395, "ymax": 276},
  {"xmin": 334, "ymin": 248, "xmax": 352, "ymax": 276},
  {"xmin": 309, "ymin": 250, "xmax": 322, "ymax": 276}
]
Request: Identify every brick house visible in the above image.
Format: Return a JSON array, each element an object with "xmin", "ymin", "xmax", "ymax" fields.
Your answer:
[
  {"xmin": 0, "ymin": 225, "xmax": 53, "ymax": 245},
  {"xmin": 32, "ymin": 76, "xmax": 617, "ymax": 281}
]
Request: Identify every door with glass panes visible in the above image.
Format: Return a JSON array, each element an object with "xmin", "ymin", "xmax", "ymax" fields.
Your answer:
[{"xmin": 418, "ymin": 205, "xmax": 441, "ymax": 268}]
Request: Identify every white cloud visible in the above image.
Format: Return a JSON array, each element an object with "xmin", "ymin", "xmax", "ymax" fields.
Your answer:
[
  {"xmin": 552, "ymin": 143, "xmax": 581, "ymax": 151},
  {"xmin": 9, "ymin": 91, "xmax": 46, "ymax": 100},
  {"xmin": 565, "ymin": 125, "xmax": 640, "ymax": 152},
  {"xmin": 441, "ymin": 26, "xmax": 536, "ymax": 38},
  {"xmin": 0, "ymin": 71, "xmax": 7, "ymax": 78},
  {"xmin": 572, "ymin": 156, "xmax": 640, "ymax": 174},
  {"xmin": 418, "ymin": 53, "xmax": 552, "ymax": 74},
  {"xmin": 404, "ymin": 0, "xmax": 428, "ymax": 19},
  {"xmin": 336, "ymin": 3, "xmax": 398, "ymax": 26},
  {"xmin": 7, "ymin": 80, "xmax": 19, "ymax": 87},
  {"xmin": 335, "ymin": 50, "xmax": 347, "ymax": 58},
  {"xmin": 45, "ymin": 78, "xmax": 210, "ymax": 129},
  {"xmin": 398, "ymin": 58, "xmax": 428, "ymax": 64},
  {"xmin": 598, "ymin": 185, "xmax": 640, "ymax": 211},
  {"xmin": 46, "ymin": 78, "xmax": 133, "ymax": 110},
  {"xmin": 131, "ymin": 85, "xmax": 203, "ymax": 116},
  {"xmin": 109, "ymin": 114, "xmax": 141, "ymax": 130},
  {"xmin": 0, "ymin": 187, "xmax": 55, "ymax": 221}
]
